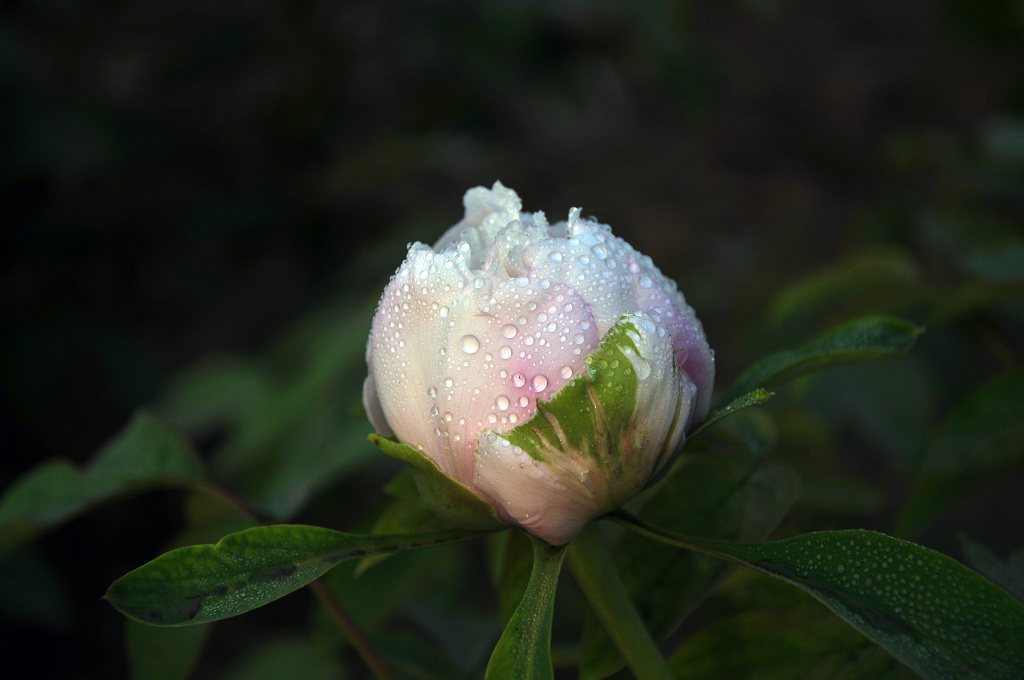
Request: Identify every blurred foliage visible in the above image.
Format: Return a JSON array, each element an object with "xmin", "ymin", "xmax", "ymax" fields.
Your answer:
[{"xmin": 2, "ymin": 0, "xmax": 1024, "ymax": 678}]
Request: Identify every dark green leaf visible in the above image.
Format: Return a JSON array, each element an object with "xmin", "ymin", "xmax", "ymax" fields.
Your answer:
[
  {"xmin": 618, "ymin": 519, "xmax": 1024, "ymax": 680},
  {"xmin": 695, "ymin": 388, "xmax": 772, "ymax": 436},
  {"xmin": 0, "ymin": 411, "xmax": 204, "ymax": 553},
  {"xmin": 669, "ymin": 609, "xmax": 918, "ymax": 680},
  {"xmin": 355, "ymin": 468, "xmax": 449, "ymax": 575},
  {"xmin": 369, "ymin": 434, "xmax": 504, "ymax": 531},
  {"xmin": 494, "ymin": 527, "xmax": 535, "ymax": 625},
  {"xmin": 106, "ymin": 524, "xmax": 489, "ymax": 626},
  {"xmin": 765, "ymin": 248, "xmax": 926, "ymax": 333},
  {"xmin": 897, "ymin": 368, "xmax": 1024, "ymax": 537},
  {"xmin": 215, "ymin": 638, "xmax": 345, "ymax": 680},
  {"xmin": 126, "ymin": 620, "xmax": 209, "ymax": 680},
  {"xmin": 486, "ymin": 534, "xmax": 568, "ymax": 680},
  {"xmin": 725, "ymin": 315, "xmax": 923, "ymax": 403},
  {"xmin": 580, "ymin": 411, "xmax": 798, "ymax": 680}
]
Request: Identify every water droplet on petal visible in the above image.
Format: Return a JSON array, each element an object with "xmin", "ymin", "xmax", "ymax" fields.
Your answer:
[
  {"xmin": 460, "ymin": 335, "xmax": 480, "ymax": 354},
  {"xmin": 634, "ymin": 357, "xmax": 651, "ymax": 380},
  {"xmin": 496, "ymin": 395, "xmax": 510, "ymax": 411},
  {"xmin": 592, "ymin": 243, "xmax": 608, "ymax": 260},
  {"xmin": 518, "ymin": 395, "xmax": 529, "ymax": 407},
  {"xmin": 427, "ymin": 386, "xmax": 437, "ymax": 397},
  {"xmin": 502, "ymin": 324, "xmax": 517, "ymax": 339},
  {"xmin": 512, "ymin": 372, "xmax": 527, "ymax": 388},
  {"xmin": 487, "ymin": 413, "xmax": 497, "ymax": 424},
  {"xmin": 548, "ymin": 251, "xmax": 562, "ymax": 262},
  {"xmin": 499, "ymin": 345, "xmax": 512, "ymax": 360},
  {"xmin": 531, "ymin": 374, "xmax": 548, "ymax": 392},
  {"xmin": 559, "ymin": 365, "xmax": 573, "ymax": 379},
  {"xmin": 639, "ymin": 275, "xmax": 653, "ymax": 288}
]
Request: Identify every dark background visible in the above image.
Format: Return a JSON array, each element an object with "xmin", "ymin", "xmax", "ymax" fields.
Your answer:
[{"xmin": 2, "ymin": 1, "xmax": 1023, "ymax": 678}]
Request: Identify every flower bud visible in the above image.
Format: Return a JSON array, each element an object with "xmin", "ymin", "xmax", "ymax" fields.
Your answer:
[{"xmin": 364, "ymin": 182, "xmax": 714, "ymax": 545}]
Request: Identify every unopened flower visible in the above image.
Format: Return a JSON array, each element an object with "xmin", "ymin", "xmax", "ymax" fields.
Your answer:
[{"xmin": 364, "ymin": 182, "xmax": 714, "ymax": 545}]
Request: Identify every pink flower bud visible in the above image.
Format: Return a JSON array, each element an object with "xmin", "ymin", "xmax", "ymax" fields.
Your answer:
[{"xmin": 364, "ymin": 182, "xmax": 714, "ymax": 545}]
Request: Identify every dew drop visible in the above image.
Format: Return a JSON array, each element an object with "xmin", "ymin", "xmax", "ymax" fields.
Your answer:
[
  {"xmin": 639, "ymin": 276, "xmax": 653, "ymax": 288},
  {"xmin": 548, "ymin": 251, "xmax": 562, "ymax": 262},
  {"xmin": 592, "ymin": 243, "xmax": 608, "ymax": 260},
  {"xmin": 518, "ymin": 395, "xmax": 530, "ymax": 407},
  {"xmin": 444, "ymin": 378, "xmax": 454, "ymax": 388},
  {"xmin": 512, "ymin": 372, "xmax": 527, "ymax": 388},
  {"xmin": 559, "ymin": 365, "xmax": 573, "ymax": 379},
  {"xmin": 499, "ymin": 345, "xmax": 513, "ymax": 360},
  {"xmin": 496, "ymin": 395, "xmax": 510, "ymax": 411},
  {"xmin": 439, "ymin": 306, "xmax": 449, "ymax": 318},
  {"xmin": 427, "ymin": 386, "xmax": 437, "ymax": 397},
  {"xmin": 531, "ymin": 374, "xmax": 548, "ymax": 392},
  {"xmin": 487, "ymin": 413, "xmax": 498, "ymax": 424},
  {"xmin": 502, "ymin": 324, "xmax": 518, "ymax": 339},
  {"xmin": 460, "ymin": 335, "xmax": 480, "ymax": 354},
  {"xmin": 634, "ymin": 357, "xmax": 651, "ymax": 380}
]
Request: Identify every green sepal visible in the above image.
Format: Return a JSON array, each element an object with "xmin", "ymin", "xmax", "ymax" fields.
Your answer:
[
  {"xmin": 368, "ymin": 434, "xmax": 504, "ymax": 531},
  {"xmin": 499, "ymin": 316, "xmax": 662, "ymax": 472}
]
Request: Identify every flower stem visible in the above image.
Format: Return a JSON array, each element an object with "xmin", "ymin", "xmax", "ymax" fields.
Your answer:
[
  {"xmin": 310, "ymin": 578, "xmax": 396, "ymax": 680},
  {"xmin": 486, "ymin": 533, "xmax": 569, "ymax": 680},
  {"xmin": 567, "ymin": 523, "xmax": 676, "ymax": 680}
]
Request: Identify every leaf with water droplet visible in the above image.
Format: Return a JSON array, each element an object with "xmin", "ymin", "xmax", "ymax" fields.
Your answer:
[
  {"xmin": 106, "ymin": 524, "xmax": 490, "ymax": 626},
  {"xmin": 616, "ymin": 518, "xmax": 1024, "ymax": 680},
  {"xmin": 723, "ymin": 315, "xmax": 923, "ymax": 404}
]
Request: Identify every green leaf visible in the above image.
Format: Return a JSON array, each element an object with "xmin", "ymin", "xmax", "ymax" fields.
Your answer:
[
  {"xmin": 486, "ymin": 533, "xmax": 568, "ymax": 680},
  {"xmin": 725, "ymin": 315, "xmax": 923, "ymax": 403},
  {"xmin": 368, "ymin": 434, "xmax": 504, "ymax": 531},
  {"xmin": 126, "ymin": 620, "xmax": 209, "ymax": 680},
  {"xmin": 617, "ymin": 518, "xmax": 1024, "ymax": 680},
  {"xmin": 215, "ymin": 637, "xmax": 345, "ymax": 680},
  {"xmin": 579, "ymin": 411, "xmax": 798, "ymax": 680},
  {"xmin": 765, "ymin": 248, "xmax": 927, "ymax": 332},
  {"xmin": 105, "ymin": 524, "xmax": 489, "ymax": 626},
  {"xmin": 693, "ymin": 388, "xmax": 773, "ymax": 437},
  {"xmin": 669, "ymin": 609, "xmax": 918, "ymax": 680},
  {"xmin": 897, "ymin": 368, "xmax": 1024, "ymax": 537},
  {"xmin": 0, "ymin": 411, "xmax": 204, "ymax": 554}
]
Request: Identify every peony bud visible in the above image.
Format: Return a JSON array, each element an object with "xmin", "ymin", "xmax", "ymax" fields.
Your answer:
[{"xmin": 364, "ymin": 182, "xmax": 714, "ymax": 545}]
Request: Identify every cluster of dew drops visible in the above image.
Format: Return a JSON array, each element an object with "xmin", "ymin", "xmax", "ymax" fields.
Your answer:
[{"xmin": 383, "ymin": 220, "xmax": 683, "ymax": 453}]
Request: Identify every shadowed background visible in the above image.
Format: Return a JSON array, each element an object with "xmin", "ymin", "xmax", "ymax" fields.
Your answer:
[{"xmin": 2, "ymin": 1, "xmax": 1023, "ymax": 678}]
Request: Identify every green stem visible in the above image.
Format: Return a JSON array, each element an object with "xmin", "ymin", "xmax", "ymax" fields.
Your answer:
[
  {"xmin": 311, "ymin": 578, "xmax": 396, "ymax": 680},
  {"xmin": 486, "ymin": 533, "xmax": 569, "ymax": 680},
  {"xmin": 567, "ymin": 523, "xmax": 676, "ymax": 680}
]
